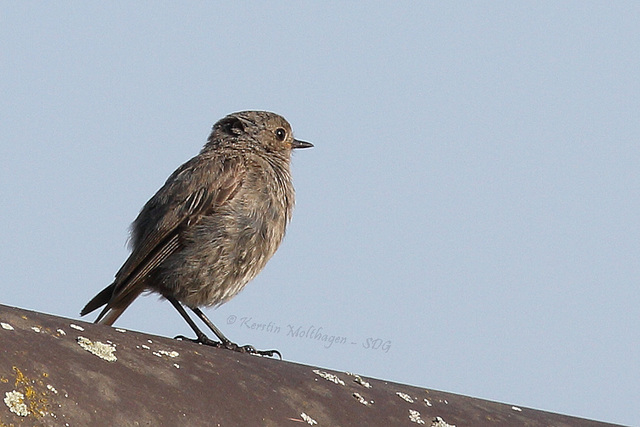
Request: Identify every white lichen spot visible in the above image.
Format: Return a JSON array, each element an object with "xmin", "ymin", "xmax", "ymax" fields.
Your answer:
[
  {"xmin": 424, "ymin": 398, "xmax": 432, "ymax": 407},
  {"xmin": 431, "ymin": 416, "xmax": 456, "ymax": 427},
  {"xmin": 409, "ymin": 409, "xmax": 425, "ymax": 424},
  {"xmin": 396, "ymin": 392, "xmax": 414, "ymax": 403},
  {"xmin": 57, "ymin": 328, "xmax": 66, "ymax": 336},
  {"xmin": 353, "ymin": 392, "xmax": 372, "ymax": 406},
  {"xmin": 115, "ymin": 328, "xmax": 127, "ymax": 333},
  {"xmin": 157, "ymin": 350, "xmax": 179, "ymax": 358},
  {"xmin": 31, "ymin": 326, "xmax": 41, "ymax": 333},
  {"xmin": 147, "ymin": 339, "xmax": 153, "ymax": 344},
  {"xmin": 300, "ymin": 412, "xmax": 317, "ymax": 425},
  {"xmin": 313, "ymin": 369, "xmax": 345, "ymax": 385},
  {"xmin": 141, "ymin": 344, "xmax": 150, "ymax": 350},
  {"xmin": 47, "ymin": 384, "xmax": 58, "ymax": 394},
  {"xmin": 76, "ymin": 336, "xmax": 117, "ymax": 362},
  {"xmin": 347, "ymin": 372, "xmax": 372, "ymax": 389},
  {"xmin": 511, "ymin": 406, "xmax": 522, "ymax": 412},
  {"xmin": 173, "ymin": 363, "xmax": 180, "ymax": 369},
  {"xmin": 4, "ymin": 390, "xmax": 29, "ymax": 417},
  {"xmin": 69, "ymin": 324, "xmax": 84, "ymax": 331},
  {"xmin": 1, "ymin": 322, "xmax": 14, "ymax": 331}
]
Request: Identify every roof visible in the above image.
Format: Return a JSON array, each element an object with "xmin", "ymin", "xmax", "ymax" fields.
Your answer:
[{"xmin": 0, "ymin": 303, "xmax": 624, "ymax": 426}]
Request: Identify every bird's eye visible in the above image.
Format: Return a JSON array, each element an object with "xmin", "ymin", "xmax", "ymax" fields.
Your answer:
[{"xmin": 275, "ymin": 128, "xmax": 287, "ymax": 141}]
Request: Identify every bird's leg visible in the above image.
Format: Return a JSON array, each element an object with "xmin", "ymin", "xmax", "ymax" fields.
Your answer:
[
  {"xmin": 167, "ymin": 296, "xmax": 223, "ymax": 347},
  {"xmin": 167, "ymin": 296, "xmax": 280, "ymax": 358},
  {"xmin": 190, "ymin": 307, "xmax": 282, "ymax": 359},
  {"xmin": 190, "ymin": 307, "xmax": 232, "ymax": 343}
]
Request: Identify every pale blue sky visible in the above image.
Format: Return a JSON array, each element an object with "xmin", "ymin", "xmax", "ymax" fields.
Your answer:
[{"xmin": 1, "ymin": 3, "xmax": 638, "ymax": 425}]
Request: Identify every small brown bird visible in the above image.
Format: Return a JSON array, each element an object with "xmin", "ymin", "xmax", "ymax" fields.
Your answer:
[{"xmin": 81, "ymin": 111, "xmax": 312, "ymax": 357}]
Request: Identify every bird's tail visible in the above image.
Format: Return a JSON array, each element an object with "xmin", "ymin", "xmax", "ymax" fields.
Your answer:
[
  {"xmin": 80, "ymin": 283, "xmax": 116, "ymax": 317},
  {"xmin": 80, "ymin": 283, "xmax": 143, "ymax": 325},
  {"xmin": 95, "ymin": 303, "xmax": 133, "ymax": 326}
]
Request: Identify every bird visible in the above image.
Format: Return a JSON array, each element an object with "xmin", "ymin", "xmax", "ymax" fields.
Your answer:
[{"xmin": 81, "ymin": 111, "xmax": 312, "ymax": 357}]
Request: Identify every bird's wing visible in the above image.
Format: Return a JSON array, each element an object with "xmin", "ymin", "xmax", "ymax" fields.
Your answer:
[{"xmin": 84, "ymin": 156, "xmax": 245, "ymax": 320}]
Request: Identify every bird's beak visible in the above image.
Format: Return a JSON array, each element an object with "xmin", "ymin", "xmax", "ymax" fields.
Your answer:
[{"xmin": 292, "ymin": 139, "xmax": 314, "ymax": 149}]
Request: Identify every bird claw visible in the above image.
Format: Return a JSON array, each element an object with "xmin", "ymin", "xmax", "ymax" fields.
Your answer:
[
  {"xmin": 174, "ymin": 335, "xmax": 281, "ymax": 358},
  {"xmin": 228, "ymin": 343, "xmax": 282, "ymax": 359},
  {"xmin": 222, "ymin": 341, "xmax": 282, "ymax": 359},
  {"xmin": 174, "ymin": 334, "xmax": 223, "ymax": 347},
  {"xmin": 258, "ymin": 349, "xmax": 282, "ymax": 359}
]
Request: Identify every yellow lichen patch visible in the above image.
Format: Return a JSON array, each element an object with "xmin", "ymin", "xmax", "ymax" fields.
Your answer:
[{"xmin": 8, "ymin": 367, "xmax": 49, "ymax": 418}]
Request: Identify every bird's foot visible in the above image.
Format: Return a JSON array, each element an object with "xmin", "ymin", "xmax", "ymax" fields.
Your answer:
[
  {"xmin": 174, "ymin": 334, "xmax": 223, "ymax": 347},
  {"xmin": 174, "ymin": 335, "xmax": 281, "ymax": 359},
  {"xmin": 222, "ymin": 341, "xmax": 282, "ymax": 359}
]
